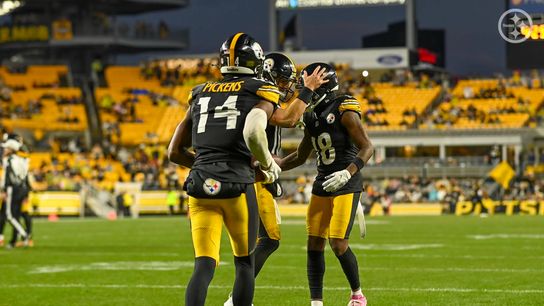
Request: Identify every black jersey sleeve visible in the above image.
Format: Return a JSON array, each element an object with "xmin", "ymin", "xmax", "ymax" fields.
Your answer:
[{"xmin": 187, "ymin": 83, "xmax": 206, "ymax": 105}]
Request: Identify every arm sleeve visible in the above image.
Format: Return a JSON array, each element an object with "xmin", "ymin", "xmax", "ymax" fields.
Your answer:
[{"xmin": 243, "ymin": 108, "xmax": 273, "ymax": 168}]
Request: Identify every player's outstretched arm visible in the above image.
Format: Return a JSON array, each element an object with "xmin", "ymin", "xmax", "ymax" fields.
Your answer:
[
  {"xmin": 269, "ymin": 66, "xmax": 329, "ymax": 128},
  {"xmin": 167, "ymin": 109, "xmax": 195, "ymax": 168},
  {"xmin": 322, "ymin": 111, "xmax": 373, "ymax": 193},
  {"xmin": 243, "ymin": 101, "xmax": 281, "ymax": 183},
  {"xmin": 278, "ymin": 131, "xmax": 313, "ymax": 171}
]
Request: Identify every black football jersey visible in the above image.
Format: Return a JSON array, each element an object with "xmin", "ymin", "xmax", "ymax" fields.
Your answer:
[
  {"xmin": 303, "ymin": 95, "xmax": 363, "ymax": 196},
  {"xmin": 266, "ymin": 105, "xmax": 282, "ymax": 156},
  {"xmin": 265, "ymin": 93, "xmax": 298, "ymax": 156},
  {"xmin": 189, "ymin": 75, "xmax": 280, "ymax": 184}
]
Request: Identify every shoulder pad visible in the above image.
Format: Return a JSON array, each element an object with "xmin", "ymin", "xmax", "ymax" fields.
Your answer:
[
  {"xmin": 246, "ymin": 78, "xmax": 281, "ymax": 104},
  {"xmin": 188, "ymin": 83, "xmax": 206, "ymax": 105},
  {"xmin": 337, "ymin": 95, "xmax": 361, "ymax": 116}
]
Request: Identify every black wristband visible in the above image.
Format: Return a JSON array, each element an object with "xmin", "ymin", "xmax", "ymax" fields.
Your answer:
[
  {"xmin": 297, "ymin": 87, "xmax": 314, "ymax": 105},
  {"xmin": 353, "ymin": 157, "xmax": 365, "ymax": 172}
]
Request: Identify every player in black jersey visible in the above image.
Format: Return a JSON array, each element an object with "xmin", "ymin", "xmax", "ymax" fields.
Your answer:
[
  {"xmin": 279, "ymin": 63, "xmax": 374, "ymax": 306},
  {"xmin": 168, "ymin": 32, "xmax": 280, "ymax": 306},
  {"xmin": 168, "ymin": 33, "xmax": 327, "ymax": 306},
  {"xmin": 222, "ymin": 52, "xmax": 329, "ymax": 305}
]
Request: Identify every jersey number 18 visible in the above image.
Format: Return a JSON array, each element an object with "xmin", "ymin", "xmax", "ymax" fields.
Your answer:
[{"xmin": 311, "ymin": 132, "xmax": 335, "ymax": 165}]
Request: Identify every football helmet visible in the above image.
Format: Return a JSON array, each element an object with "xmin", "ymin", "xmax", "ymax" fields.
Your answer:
[
  {"xmin": 263, "ymin": 53, "xmax": 297, "ymax": 102},
  {"xmin": 3, "ymin": 133, "xmax": 22, "ymax": 143},
  {"xmin": 300, "ymin": 62, "xmax": 339, "ymax": 110},
  {"xmin": 219, "ymin": 32, "xmax": 265, "ymax": 77}
]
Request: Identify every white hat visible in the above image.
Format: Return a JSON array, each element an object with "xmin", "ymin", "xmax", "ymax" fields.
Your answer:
[{"xmin": 1, "ymin": 139, "xmax": 21, "ymax": 151}]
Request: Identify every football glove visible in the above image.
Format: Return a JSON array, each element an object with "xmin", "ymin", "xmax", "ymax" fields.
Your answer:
[
  {"xmin": 260, "ymin": 159, "xmax": 282, "ymax": 184},
  {"xmin": 322, "ymin": 169, "xmax": 351, "ymax": 192}
]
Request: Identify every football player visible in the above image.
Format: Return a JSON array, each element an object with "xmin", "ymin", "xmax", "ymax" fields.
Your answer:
[
  {"xmin": 278, "ymin": 63, "xmax": 374, "ymax": 306},
  {"xmin": 168, "ymin": 33, "xmax": 325, "ymax": 306},
  {"xmin": 224, "ymin": 52, "xmax": 329, "ymax": 305}
]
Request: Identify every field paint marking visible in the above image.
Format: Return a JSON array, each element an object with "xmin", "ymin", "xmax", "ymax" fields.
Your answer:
[
  {"xmin": 293, "ymin": 244, "xmax": 443, "ymax": 251},
  {"xmin": 468, "ymin": 234, "xmax": 544, "ymax": 240},
  {"xmin": 27, "ymin": 252, "xmax": 182, "ymax": 257},
  {"xmin": 274, "ymin": 252, "xmax": 544, "ymax": 260},
  {"xmin": 28, "ymin": 261, "xmax": 228, "ymax": 274},
  {"xmin": 344, "ymin": 243, "xmax": 443, "ymax": 251},
  {"xmin": 281, "ymin": 219, "xmax": 389, "ymax": 225},
  {"xmin": 1, "ymin": 283, "xmax": 543, "ymax": 294},
  {"xmin": 27, "ymin": 261, "xmax": 539, "ymax": 275},
  {"xmin": 265, "ymin": 265, "xmax": 542, "ymax": 273}
]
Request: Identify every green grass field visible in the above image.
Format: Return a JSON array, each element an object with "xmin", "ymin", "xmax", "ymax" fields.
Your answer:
[{"xmin": 1, "ymin": 215, "xmax": 543, "ymax": 305}]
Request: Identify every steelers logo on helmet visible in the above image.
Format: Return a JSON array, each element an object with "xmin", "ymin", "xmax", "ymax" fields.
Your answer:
[
  {"xmin": 326, "ymin": 113, "xmax": 335, "ymax": 124},
  {"xmin": 203, "ymin": 178, "xmax": 221, "ymax": 196},
  {"xmin": 252, "ymin": 42, "xmax": 264, "ymax": 61},
  {"xmin": 263, "ymin": 58, "xmax": 275, "ymax": 73}
]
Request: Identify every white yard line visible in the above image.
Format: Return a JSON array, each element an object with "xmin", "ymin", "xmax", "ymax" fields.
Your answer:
[
  {"xmin": 468, "ymin": 234, "xmax": 544, "ymax": 240},
  {"xmin": 0, "ymin": 283, "xmax": 542, "ymax": 294},
  {"xmin": 265, "ymin": 265, "xmax": 542, "ymax": 273}
]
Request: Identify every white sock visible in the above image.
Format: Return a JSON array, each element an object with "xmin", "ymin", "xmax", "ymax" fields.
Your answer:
[
  {"xmin": 352, "ymin": 289, "xmax": 363, "ymax": 296},
  {"xmin": 0, "ymin": 235, "xmax": 3, "ymax": 240},
  {"xmin": 311, "ymin": 301, "xmax": 323, "ymax": 306}
]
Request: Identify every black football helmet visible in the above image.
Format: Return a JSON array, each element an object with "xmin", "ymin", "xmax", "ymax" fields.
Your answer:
[
  {"xmin": 263, "ymin": 53, "xmax": 297, "ymax": 102},
  {"xmin": 3, "ymin": 133, "xmax": 22, "ymax": 143},
  {"xmin": 219, "ymin": 32, "xmax": 265, "ymax": 77},
  {"xmin": 300, "ymin": 62, "xmax": 339, "ymax": 110}
]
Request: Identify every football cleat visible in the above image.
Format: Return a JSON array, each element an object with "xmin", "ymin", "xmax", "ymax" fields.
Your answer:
[
  {"xmin": 223, "ymin": 294, "xmax": 233, "ymax": 306},
  {"xmin": 224, "ymin": 293, "xmax": 253, "ymax": 306},
  {"xmin": 347, "ymin": 294, "xmax": 367, "ymax": 306}
]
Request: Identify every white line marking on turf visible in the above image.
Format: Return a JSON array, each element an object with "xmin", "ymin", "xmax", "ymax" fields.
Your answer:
[
  {"xmin": 347, "ymin": 243, "xmax": 444, "ymax": 251},
  {"xmin": 274, "ymin": 252, "xmax": 544, "ymax": 260},
  {"xmin": 296, "ymin": 244, "xmax": 444, "ymax": 251},
  {"xmin": 1, "ymin": 284, "xmax": 543, "ymax": 294},
  {"xmin": 468, "ymin": 234, "xmax": 544, "ymax": 240},
  {"xmin": 27, "ymin": 261, "xmax": 228, "ymax": 274},
  {"xmin": 265, "ymin": 265, "xmax": 542, "ymax": 273},
  {"xmin": 36, "ymin": 252, "xmax": 181, "ymax": 257},
  {"xmin": 364, "ymin": 267, "xmax": 541, "ymax": 273},
  {"xmin": 281, "ymin": 219, "xmax": 389, "ymax": 225}
]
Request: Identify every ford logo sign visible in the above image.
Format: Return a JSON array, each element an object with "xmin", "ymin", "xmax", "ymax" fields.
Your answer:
[{"xmin": 377, "ymin": 55, "xmax": 403, "ymax": 65}]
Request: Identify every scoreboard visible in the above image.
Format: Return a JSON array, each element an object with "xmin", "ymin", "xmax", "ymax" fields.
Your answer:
[{"xmin": 506, "ymin": 0, "xmax": 544, "ymax": 69}]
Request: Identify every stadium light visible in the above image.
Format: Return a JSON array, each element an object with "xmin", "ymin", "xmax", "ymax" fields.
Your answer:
[{"xmin": 0, "ymin": 0, "xmax": 23, "ymax": 16}]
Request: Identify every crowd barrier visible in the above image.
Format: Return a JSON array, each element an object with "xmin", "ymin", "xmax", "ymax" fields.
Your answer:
[{"xmin": 28, "ymin": 192, "xmax": 544, "ymax": 217}]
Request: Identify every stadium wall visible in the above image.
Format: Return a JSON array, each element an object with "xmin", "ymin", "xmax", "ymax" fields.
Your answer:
[{"xmin": 30, "ymin": 192, "xmax": 544, "ymax": 217}]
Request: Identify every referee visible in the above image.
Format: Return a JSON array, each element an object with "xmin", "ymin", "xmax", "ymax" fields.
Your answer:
[{"xmin": 0, "ymin": 138, "xmax": 29, "ymax": 248}]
